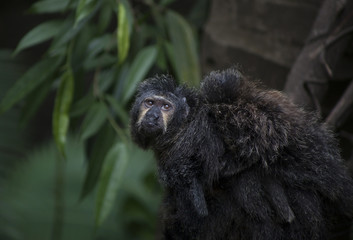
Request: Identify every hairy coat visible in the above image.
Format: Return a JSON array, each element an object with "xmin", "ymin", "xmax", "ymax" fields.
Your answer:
[{"xmin": 130, "ymin": 69, "xmax": 353, "ymax": 240}]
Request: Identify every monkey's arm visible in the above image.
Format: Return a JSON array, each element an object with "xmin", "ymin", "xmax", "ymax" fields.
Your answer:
[
  {"xmin": 159, "ymin": 108, "xmax": 226, "ymax": 217},
  {"xmin": 160, "ymin": 164, "xmax": 208, "ymax": 217},
  {"xmin": 189, "ymin": 178, "xmax": 208, "ymax": 216}
]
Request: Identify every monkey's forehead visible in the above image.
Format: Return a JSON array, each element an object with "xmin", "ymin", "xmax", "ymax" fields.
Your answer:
[
  {"xmin": 137, "ymin": 91, "xmax": 179, "ymax": 101},
  {"xmin": 148, "ymin": 95, "xmax": 171, "ymax": 101}
]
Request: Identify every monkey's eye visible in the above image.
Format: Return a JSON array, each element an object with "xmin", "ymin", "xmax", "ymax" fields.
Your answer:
[
  {"xmin": 161, "ymin": 103, "xmax": 172, "ymax": 111},
  {"xmin": 144, "ymin": 99, "xmax": 154, "ymax": 108}
]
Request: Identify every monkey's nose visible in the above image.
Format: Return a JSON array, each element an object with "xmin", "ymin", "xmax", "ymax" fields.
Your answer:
[{"xmin": 151, "ymin": 112, "xmax": 159, "ymax": 120}]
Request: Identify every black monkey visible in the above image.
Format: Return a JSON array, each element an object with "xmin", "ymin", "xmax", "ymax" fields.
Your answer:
[{"xmin": 130, "ymin": 68, "xmax": 353, "ymax": 240}]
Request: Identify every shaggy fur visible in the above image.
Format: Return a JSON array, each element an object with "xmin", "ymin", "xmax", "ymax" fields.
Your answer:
[{"xmin": 130, "ymin": 68, "xmax": 353, "ymax": 240}]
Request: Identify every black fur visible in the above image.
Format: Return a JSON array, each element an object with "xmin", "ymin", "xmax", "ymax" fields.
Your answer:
[{"xmin": 130, "ymin": 68, "xmax": 353, "ymax": 240}]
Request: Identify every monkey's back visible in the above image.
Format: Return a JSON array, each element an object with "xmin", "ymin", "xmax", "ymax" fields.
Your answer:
[{"xmin": 195, "ymin": 69, "xmax": 353, "ymax": 239}]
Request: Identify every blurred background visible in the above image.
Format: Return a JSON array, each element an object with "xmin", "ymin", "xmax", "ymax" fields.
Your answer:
[{"xmin": 0, "ymin": 0, "xmax": 352, "ymax": 239}]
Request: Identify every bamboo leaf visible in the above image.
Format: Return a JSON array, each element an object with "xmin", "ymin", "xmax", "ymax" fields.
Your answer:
[
  {"xmin": 14, "ymin": 21, "xmax": 64, "ymax": 55},
  {"xmin": 95, "ymin": 142, "xmax": 128, "ymax": 226},
  {"xmin": 80, "ymin": 101, "xmax": 108, "ymax": 140},
  {"xmin": 166, "ymin": 11, "xmax": 201, "ymax": 87},
  {"xmin": 0, "ymin": 57, "xmax": 62, "ymax": 114},
  {"xmin": 121, "ymin": 45, "xmax": 157, "ymax": 104},
  {"xmin": 117, "ymin": 1, "xmax": 130, "ymax": 65},
  {"xmin": 53, "ymin": 69, "xmax": 74, "ymax": 157}
]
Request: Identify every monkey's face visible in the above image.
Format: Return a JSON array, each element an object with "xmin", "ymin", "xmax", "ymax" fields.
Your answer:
[{"xmin": 136, "ymin": 95, "xmax": 176, "ymax": 136}]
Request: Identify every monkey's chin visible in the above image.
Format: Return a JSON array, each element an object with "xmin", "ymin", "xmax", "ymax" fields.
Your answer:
[{"xmin": 139, "ymin": 122, "xmax": 163, "ymax": 137}]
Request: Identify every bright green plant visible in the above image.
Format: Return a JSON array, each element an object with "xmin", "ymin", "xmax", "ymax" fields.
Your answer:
[{"xmin": 0, "ymin": 0, "xmax": 208, "ymax": 238}]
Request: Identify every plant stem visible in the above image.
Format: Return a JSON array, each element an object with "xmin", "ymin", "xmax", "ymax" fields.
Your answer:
[{"xmin": 52, "ymin": 155, "xmax": 65, "ymax": 240}]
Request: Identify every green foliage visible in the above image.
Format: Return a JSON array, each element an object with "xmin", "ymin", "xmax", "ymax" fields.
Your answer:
[
  {"xmin": 2, "ymin": 136, "xmax": 159, "ymax": 240},
  {"xmin": 0, "ymin": 0, "xmax": 208, "ymax": 239},
  {"xmin": 0, "ymin": 57, "xmax": 62, "ymax": 114},
  {"xmin": 121, "ymin": 45, "xmax": 158, "ymax": 104},
  {"xmin": 166, "ymin": 11, "xmax": 201, "ymax": 87},
  {"xmin": 95, "ymin": 142, "xmax": 128, "ymax": 226}
]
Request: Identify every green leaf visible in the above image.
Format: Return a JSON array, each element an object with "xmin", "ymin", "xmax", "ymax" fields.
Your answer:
[
  {"xmin": 53, "ymin": 69, "xmax": 74, "ymax": 157},
  {"xmin": 80, "ymin": 123, "xmax": 116, "ymax": 199},
  {"xmin": 0, "ymin": 57, "xmax": 62, "ymax": 114},
  {"xmin": 29, "ymin": 0, "xmax": 70, "ymax": 14},
  {"xmin": 105, "ymin": 95, "xmax": 129, "ymax": 125},
  {"xmin": 86, "ymin": 34, "xmax": 113, "ymax": 60},
  {"xmin": 164, "ymin": 41, "xmax": 176, "ymax": 73},
  {"xmin": 50, "ymin": 5, "xmax": 99, "ymax": 54},
  {"xmin": 95, "ymin": 142, "xmax": 128, "ymax": 226},
  {"xmin": 75, "ymin": 0, "xmax": 97, "ymax": 26},
  {"xmin": 119, "ymin": 0, "xmax": 134, "ymax": 34},
  {"xmin": 117, "ymin": 1, "xmax": 130, "ymax": 65},
  {"xmin": 156, "ymin": 39, "xmax": 168, "ymax": 71},
  {"xmin": 20, "ymin": 79, "xmax": 52, "ymax": 127},
  {"xmin": 47, "ymin": 19, "xmax": 72, "ymax": 56},
  {"xmin": 98, "ymin": 2, "xmax": 113, "ymax": 33},
  {"xmin": 188, "ymin": 0, "xmax": 210, "ymax": 29},
  {"xmin": 121, "ymin": 45, "xmax": 158, "ymax": 104},
  {"xmin": 166, "ymin": 11, "xmax": 201, "ymax": 87},
  {"xmin": 98, "ymin": 69, "xmax": 115, "ymax": 92},
  {"xmin": 14, "ymin": 21, "xmax": 64, "ymax": 55},
  {"xmin": 80, "ymin": 101, "xmax": 108, "ymax": 140},
  {"xmin": 83, "ymin": 53, "xmax": 116, "ymax": 70},
  {"xmin": 70, "ymin": 94, "xmax": 95, "ymax": 118}
]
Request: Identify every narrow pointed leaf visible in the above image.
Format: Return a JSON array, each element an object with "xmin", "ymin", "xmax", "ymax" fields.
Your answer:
[
  {"xmin": 98, "ymin": 3, "xmax": 113, "ymax": 33},
  {"xmin": 122, "ymin": 45, "xmax": 157, "ymax": 104},
  {"xmin": 166, "ymin": 11, "xmax": 201, "ymax": 87},
  {"xmin": 86, "ymin": 34, "xmax": 113, "ymax": 60},
  {"xmin": 70, "ymin": 94, "xmax": 95, "ymax": 118},
  {"xmin": 95, "ymin": 142, "xmax": 128, "ymax": 226},
  {"xmin": 83, "ymin": 53, "xmax": 116, "ymax": 70},
  {"xmin": 0, "ymin": 57, "xmax": 61, "ymax": 114},
  {"xmin": 75, "ymin": 0, "xmax": 97, "ymax": 26},
  {"xmin": 80, "ymin": 124, "xmax": 116, "ymax": 199},
  {"xmin": 53, "ymin": 69, "xmax": 74, "ymax": 157},
  {"xmin": 14, "ymin": 21, "xmax": 64, "ymax": 55},
  {"xmin": 117, "ymin": 1, "xmax": 130, "ymax": 64},
  {"xmin": 80, "ymin": 101, "xmax": 108, "ymax": 140}
]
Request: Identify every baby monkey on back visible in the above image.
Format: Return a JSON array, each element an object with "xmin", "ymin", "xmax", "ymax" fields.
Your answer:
[{"xmin": 130, "ymin": 68, "xmax": 353, "ymax": 240}]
